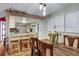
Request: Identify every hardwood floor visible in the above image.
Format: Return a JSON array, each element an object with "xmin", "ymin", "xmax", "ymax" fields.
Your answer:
[
  {"xmin": 41, "ymin": 39, "xmax": 79, "ymax": 56},
  {"xmin": 4, "ymin": 39, "xmax": 79, "ymax": 56},
  {"xmin": 53, "ymin": 44, "xmax": 79, "ymax": 56}
]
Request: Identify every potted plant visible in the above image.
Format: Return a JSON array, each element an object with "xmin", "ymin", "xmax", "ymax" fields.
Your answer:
[{"xmin": 48, "ymin": 31, "xmax": 61, "ymax": 47}]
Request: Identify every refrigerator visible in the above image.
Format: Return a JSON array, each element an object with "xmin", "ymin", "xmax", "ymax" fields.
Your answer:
[{"xmin": 0, "ymin": 17, "xmax": 6, "ymax": 47}]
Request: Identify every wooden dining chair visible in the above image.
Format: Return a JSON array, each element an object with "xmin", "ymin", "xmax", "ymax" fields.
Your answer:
[
  {"xmin": 30, "ymin": 37, "xmax": 40, "ymax": 56},
  {"xmin": 30, "ymin": 37, "xmax": 54, "ymax": 56},
  {"xmin": 64, "ymin": 35, "xmax": 77, "ymax": 47}
]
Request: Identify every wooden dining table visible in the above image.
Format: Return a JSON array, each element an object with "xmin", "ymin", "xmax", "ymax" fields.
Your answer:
[
  {"xmin": 41, "ymin": 39, "xmax": 52, "ymax": 44},
  {"xmin": 40, "ymin": 39, "xmax": 54, "ymax": 56},
  {"xmin": 40, "ymin": 39, "xmax": 79, "ymax": 56}
]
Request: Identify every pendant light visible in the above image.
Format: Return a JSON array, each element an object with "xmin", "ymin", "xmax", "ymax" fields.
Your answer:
[
  {"xmin": 43, "ymin": 4, "xmax": 46, "ymax": 11},
  {"xmin": 43, "ymin": 4, "xmax": 46, "ymax": 16},
  {"xmin": 39, "ymin": 3, "xmax": 43, "ymax": 10},
  {"xmin": 39, "ymin": 3, "xmax": 46, "ymax": 16},
  {"xmin": 43, "ymin": 10, "xmax": 46, "ymax": 16}
]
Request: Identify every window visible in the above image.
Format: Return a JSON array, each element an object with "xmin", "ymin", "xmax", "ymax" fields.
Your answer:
[{"xmin": 65, "ymin": 11, "xmax": 79, "ymax": 33}]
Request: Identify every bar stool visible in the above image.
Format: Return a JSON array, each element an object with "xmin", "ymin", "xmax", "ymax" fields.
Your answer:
[
  {"xmin": 21, "ymin": 35, "xmax": 31, "ymax": 55},
  {"xmin": 8, "ymin": 36, "xmax": 20, "ymax": 55}
]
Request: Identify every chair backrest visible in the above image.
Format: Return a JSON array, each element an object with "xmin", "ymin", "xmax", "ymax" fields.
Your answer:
[
  {"xmin": 31, "ymin": 37, "xmax": 54, "ymax": 56},
  {"xmin": 64, "ymin": 35, "xmax": 79, "ymax": 48},
  {"xmin": 30, "ymin": 37, "xmax": 40, "ymax": 56},
  {"xmin": 38, "ymin": 40, "xmax": 54, "ymax": 56},
  {"xmin": 31, "ymin": 37, "xmax": 38, "ymax": 48}
]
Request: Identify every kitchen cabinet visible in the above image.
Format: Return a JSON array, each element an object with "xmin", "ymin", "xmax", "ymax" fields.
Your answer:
[{"xmin": 9, "ymin": 16, "xmax": 15, "ymax": 28}]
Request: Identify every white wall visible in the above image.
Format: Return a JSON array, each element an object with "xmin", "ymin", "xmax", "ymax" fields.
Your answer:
[
  {"xmin": 23, "ymin": 18, "xmax": 47, "ymax": 39},
  {"xmin": 38, "ymin": 18, "xmax": 48, "ymax": 39},
  {"xmin": 47, "ymin": 4, "xmax": 79, "ymax": 33},
  {"xmin": 65, "ymin": 11, "xmax": 79, "ymax": 33},
  {"xmin": 23, "ymin": 17, "xmax": 48, "ymax": 39},
  {"xmin": 47, "ymin": 4, "xmax": 79, "ymax": 45},
  {"xmin": 48, "ymin": 16, "xmax": 54, "ymax": 32},
  {"xmin": 25, "ymin": 17, "xmax": 48, "ymax": 39}
]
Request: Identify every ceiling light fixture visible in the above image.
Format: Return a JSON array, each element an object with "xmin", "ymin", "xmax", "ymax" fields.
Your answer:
[
  {"xmin": 22, "ymin": 17, "xmax": 27, "ymax": 23},
  {"xmin": 39, "ymin": 3, "xmax": 46, "ymax": 16},
  {"xmin": 39, "ymin": 3, "xmax": 43, "ymax": 10},
  {"xmin": 43, "ymin": 10, "xmax": 46, "ymax": 16},
  {"xmin": 43, "ymin": 4, "xmax": 46, "ymax": 16},
  {"xmin": 43, "ymin": 4, "xmax": 46, "ymax": 11}
]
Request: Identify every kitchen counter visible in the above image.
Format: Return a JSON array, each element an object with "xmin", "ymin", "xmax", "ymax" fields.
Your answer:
[{"xmin": 8, "ymin": 33, "xmax": 37, "ymax": 37}]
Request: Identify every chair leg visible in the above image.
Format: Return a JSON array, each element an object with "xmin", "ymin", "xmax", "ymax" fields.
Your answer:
[{"xmin": 31, "ymin": 48, "xmax": 33, "ymax": 56}]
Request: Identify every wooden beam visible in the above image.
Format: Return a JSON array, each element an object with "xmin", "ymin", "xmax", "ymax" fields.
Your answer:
[{"xmin": 6, "ymin": 9, "xmax": 46, "ymax": 19}]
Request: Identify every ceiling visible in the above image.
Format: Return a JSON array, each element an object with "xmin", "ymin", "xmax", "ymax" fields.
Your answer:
[{"xmin": 0, "ymin": 3, "xmax": 74, "ymax": 16}]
